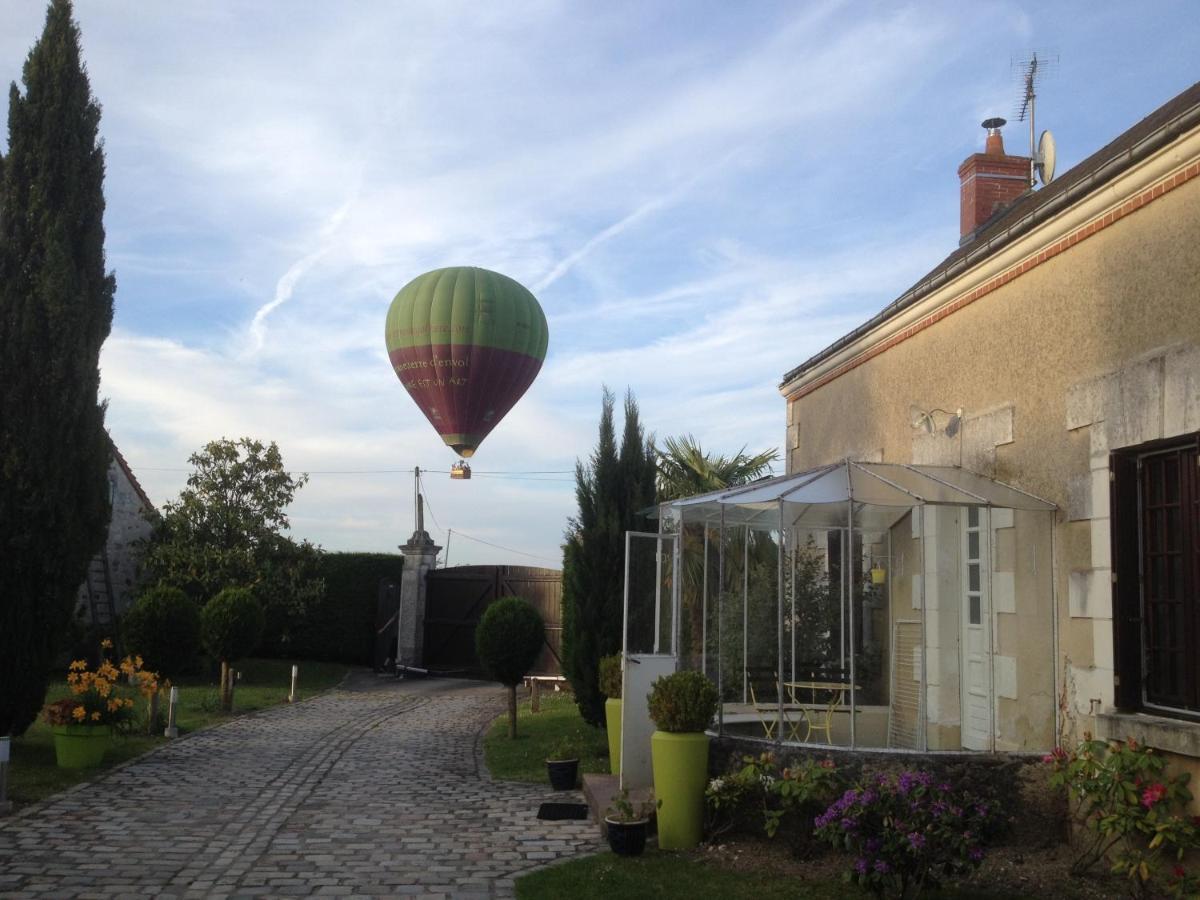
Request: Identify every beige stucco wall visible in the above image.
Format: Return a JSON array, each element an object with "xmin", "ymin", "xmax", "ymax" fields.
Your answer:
[{"xmin": 783, "ymin": 166, "xmax": 1200, "ymax": 757}]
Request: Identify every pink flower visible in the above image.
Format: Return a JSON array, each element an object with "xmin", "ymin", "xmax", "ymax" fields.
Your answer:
[{"xmin": 1141, "ymin": 783, "xmax": 1167, "ymax": 808}]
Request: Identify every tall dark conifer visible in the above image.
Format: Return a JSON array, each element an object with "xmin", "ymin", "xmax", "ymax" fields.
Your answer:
[
  {"xmin": 0, "ymin": 0, "xmax": 115, "ymax": 737},
  {"xmin": 562, "ymin": 388, "xmax": 656, "ymax": 727}
]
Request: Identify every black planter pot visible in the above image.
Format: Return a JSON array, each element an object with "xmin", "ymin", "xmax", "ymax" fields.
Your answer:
[
  {"xmin": 546, "ymin": 758, "xmax": 579, "ymax": 791},
  {"xmin": 605, "ymin": 817, "xmax": 648, "ymax": 857}
]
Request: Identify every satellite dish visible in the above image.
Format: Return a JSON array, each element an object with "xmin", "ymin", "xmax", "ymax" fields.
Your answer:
[{"xmin": 1037, "ymin": 129, "xmax": 1057, "ymax": 185}]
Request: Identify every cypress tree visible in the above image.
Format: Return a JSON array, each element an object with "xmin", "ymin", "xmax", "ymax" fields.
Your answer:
[
  {"xmin": 0, "ymin": 0, "xmax": 115, "ymax": 737},
  {"xmin": 562, "ymin": 388, "xmax": 656, "ymax": 727}
]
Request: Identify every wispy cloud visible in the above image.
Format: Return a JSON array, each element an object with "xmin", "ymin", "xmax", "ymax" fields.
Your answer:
[{"xmin": 11, "ymin": 0, "xmax": 1186, "ymax": 563}]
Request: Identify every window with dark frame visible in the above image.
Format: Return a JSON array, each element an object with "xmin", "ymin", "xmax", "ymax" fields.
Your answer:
[{"xmin": 1111, "ymin": 432, "xmax": 1200, "ymax": 717}]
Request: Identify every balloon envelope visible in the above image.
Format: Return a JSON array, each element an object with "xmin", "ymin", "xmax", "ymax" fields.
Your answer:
[{"xmin": 385, "ymin": 267, "xmax": 549, "ymax": 458}]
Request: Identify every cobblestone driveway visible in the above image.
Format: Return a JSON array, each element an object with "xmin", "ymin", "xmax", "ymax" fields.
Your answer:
[{"xmin": 0, "ymin": 676, "xmax": 602, "ymax": 899}]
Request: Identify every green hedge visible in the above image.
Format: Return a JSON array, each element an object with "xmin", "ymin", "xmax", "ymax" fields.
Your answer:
[{"xmin": 282, "ymin": 552, "xmax": 404, "ymax": 665}]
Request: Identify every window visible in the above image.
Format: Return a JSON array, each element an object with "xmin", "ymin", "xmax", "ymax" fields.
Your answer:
[{"xmin": 1112, "ymin": 433, "xmax": 1200, "ymax": 716}]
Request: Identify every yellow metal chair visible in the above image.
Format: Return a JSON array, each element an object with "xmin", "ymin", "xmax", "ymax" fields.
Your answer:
[{"xmin": 749, "ymin": 678, "xmax": 806, "ymax": 742}]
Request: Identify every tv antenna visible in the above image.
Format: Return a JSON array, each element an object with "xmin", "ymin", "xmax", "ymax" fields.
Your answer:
[{"xmin": 1013, "ymin": 51, "xmax": 1059, "ymax": 187}]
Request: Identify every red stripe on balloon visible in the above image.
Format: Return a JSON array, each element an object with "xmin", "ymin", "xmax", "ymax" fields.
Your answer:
[{"xmin": 388, "ymin": 344, "xmax": 544, "ymax": 453}]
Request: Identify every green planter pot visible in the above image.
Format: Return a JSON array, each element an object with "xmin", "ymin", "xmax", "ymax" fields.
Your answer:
[
  {"xmin": 51, "ymin": 724, "xmax": 111, "ymax": 769},
  {"xmin": 650, "ymin": 730, "xmax": 709, "ymax": 850},
  {"xmin": 605, "ymin": 698, "xmax": 622, "ymax": 775}
]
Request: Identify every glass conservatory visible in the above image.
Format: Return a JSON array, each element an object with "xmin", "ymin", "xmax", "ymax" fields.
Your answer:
[{"xmin": 618, "ymin": 461, "xmax": 1057, "ymax": 786}]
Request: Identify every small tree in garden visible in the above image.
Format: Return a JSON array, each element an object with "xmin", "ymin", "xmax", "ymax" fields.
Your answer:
[
  {"xmin": 122, "ymin": 585, "xmax": 201, "ymax": 680},
  {"xmin": 475, "ymin": 597, "xmax": 544, "ymax": 738},
  {"xmin": 200, "ymin": 587, "xmax": 265, "ymax": 712},
  {"xmin": 141, "ymin": 437, "xmax": 324, "ymax": 651}
]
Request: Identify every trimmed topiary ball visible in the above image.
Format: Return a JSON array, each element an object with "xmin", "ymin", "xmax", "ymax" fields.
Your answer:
[
  {"xmin": 647, "ymin": 670, "xmax": 719, "ymax": 733},
  {"xmin": 476, "ymin": 597, "xmax": 544, "ymax": 687},
  {"xmin": 599, "ymin": 653, "xmax": 623, "ymax": 699},
  {"xmin": 200, "ymin": 586, "xmax": 265, "ymax": 665},
  {"xmin": 122, "ymin": 585, "xmax": 200, "ymax": 679},
  {"xmin": 476, "ymin": 597, "xmax": 544, "ymax": 739}
]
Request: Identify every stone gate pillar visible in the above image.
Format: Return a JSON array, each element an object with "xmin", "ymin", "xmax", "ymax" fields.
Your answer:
[{"xmin": 397, "ymin": 524, "xmax": 440, "ymax": 670}]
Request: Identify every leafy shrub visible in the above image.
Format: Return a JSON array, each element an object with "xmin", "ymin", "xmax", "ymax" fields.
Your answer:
[
  {"xmin": 647, "ymin": 670, "xmax": 718, "ymax": 733},
  {"xmin": 122, "ymin": 585, "xmax": 200, "ymax": 679},
  {"xmin": 814, "ymin": 769, "xmax": 996, "ymax": 899},
  {"xmin": 706, "ymin": 753, "xmax": 842, "ymax": 847},
  {"xmin": 599, "ymin": 654, "xmax": 623, "ymax": 699},
  {"xmin": 200, "ymin": 587, "xmax": 265, "ymax": 665},
  {"xmin": 1047, "ymin": 736, "xmax": 1200, "ymax": 896}
]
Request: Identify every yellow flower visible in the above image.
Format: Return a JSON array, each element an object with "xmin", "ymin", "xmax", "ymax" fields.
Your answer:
[
  {"xmin": 100, "ymin": 638, "xmax": 113, "ymax": 649},
  {"xmin": 98, "ymin": 661, "xmax": 119, "ymax": 680},
  {"xmin": 123, "ymin": 698, "xmax": 135, "ymax": 709},
  {"xmin": 72, "ymin": 705, "xmax": 86, "ymax": 721},
  {"xmin": 90, "ymin": 711, "xmax": 101, "ymax": 722},
  {"xmin": 134, "ymin": 655, "xmax": 144, "ymax": 669},
  {"xmin": 69, "ymin": 659, "xmax": 88, "ymax": 671},
  {"xmin": 67, "ymin": 672, "xmax": 79, "ymax": 685},
  {"xmin": 107, "ymin": 699, "xmax": 121, "ymax": 712},
  {"xmin": 119, "ymin": 659, "xmax": 135, "ymax": 676}
]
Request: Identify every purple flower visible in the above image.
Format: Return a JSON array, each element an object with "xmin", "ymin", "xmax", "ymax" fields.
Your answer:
[
  {"xmin": 874, "ymin": 860, "xmax": 892, "ymax": 874},
  {"xmin": 969, "ymin": 847, "xmax": 985, "ymax": 862},
  {"xmin": 907, "ymin": 831, "xmax": 926, "ymax": 850},
  {"xmin": 855, "ymin": 858, "xmax": 868, "ymax": 875}
]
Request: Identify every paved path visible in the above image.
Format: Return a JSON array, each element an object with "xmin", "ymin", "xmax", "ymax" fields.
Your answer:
[{"xmin": 0, "ymin": 676, "xmax": 602, "ymax": 899}]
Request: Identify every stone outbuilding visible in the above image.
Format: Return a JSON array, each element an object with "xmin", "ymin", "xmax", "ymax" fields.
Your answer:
[{"xmin": 75, "ymin": 436, "xmax": 155, "ymax": 627}]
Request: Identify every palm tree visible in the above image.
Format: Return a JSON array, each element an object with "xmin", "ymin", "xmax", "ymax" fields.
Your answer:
[
  {"xmin": 655, "ymin": 434, "xmax": 778, "ymax": 500},
  {"xmin": 655, "ymin": 436, "xmax": 779, "ymax": 681}
]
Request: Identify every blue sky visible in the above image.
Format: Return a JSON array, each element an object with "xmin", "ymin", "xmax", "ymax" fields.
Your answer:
[{"xmin": 2, "ymin": 1, "xmax": 1196, "ymax": 565}]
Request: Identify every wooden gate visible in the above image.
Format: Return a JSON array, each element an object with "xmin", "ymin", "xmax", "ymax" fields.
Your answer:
[{"xmin": 423, "ymin": 565, "xmax": 563, "ymax": 676}]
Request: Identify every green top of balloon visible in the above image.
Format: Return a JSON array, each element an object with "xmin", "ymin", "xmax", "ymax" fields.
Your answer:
[{"xmin": 384, "ymin": 266, "xmax": 548, "ymax": 359}]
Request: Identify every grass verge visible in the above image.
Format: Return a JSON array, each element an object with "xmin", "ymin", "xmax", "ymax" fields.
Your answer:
[
  {"xmin": 7, "ymin": 657, "xmax": 350, "ymax": 809},
  {"xmin": 515, "ymin": 852, "xmax": 856, "ymax": 900},
  {"xmin": 484, "ymin": 691, "xmax": 609, "ymax": 783}
]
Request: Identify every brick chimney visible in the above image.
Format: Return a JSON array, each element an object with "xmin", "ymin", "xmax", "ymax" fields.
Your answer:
[{"xmin": 958, "ymin": 117, "xmax": 1030, "ymax": 242}]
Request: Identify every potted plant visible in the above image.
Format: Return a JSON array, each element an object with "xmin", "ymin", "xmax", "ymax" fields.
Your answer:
[
  {"xmin": 546, "ymin": 732, "xmax": 582, "ymax": 790},
  {"xmin": 647, "ymin": 669, "xmax": 719, "ymax": 849},
  {"xmin": 599, "ymin": 653, "xmax": 623, "ymax": 775},
  {"xmin": 605, "ymin": 788, "xmax": 657, "ymax": 857},
  {"xmin": 43, "ymin": 640, "xmax": 160, "ymax": 769}
]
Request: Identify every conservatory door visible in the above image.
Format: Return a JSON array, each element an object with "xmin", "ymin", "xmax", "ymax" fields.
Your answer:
[{"xmin": 960, "ymin": 507, "xmax": 993, "ymax": 751}]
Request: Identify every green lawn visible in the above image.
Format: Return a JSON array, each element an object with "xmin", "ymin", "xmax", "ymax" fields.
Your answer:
[
  {"xmin": 516, "ymin": 852, "xmax": 858, "ymax": 900},
  {"xmin": 7, "ymin": 657, "xmax": 350, "ymax": 809},
  {"xmin": 484, "ymin": 691, "xmax": 609, "ymax": 782},
  {"xmin": 514, "ymin": 851, "xmax": 1040, "ymax": 900}
]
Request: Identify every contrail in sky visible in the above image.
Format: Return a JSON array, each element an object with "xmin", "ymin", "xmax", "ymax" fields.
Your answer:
[
  {"xmin": 247, "ymin": 190, "xmax": 357, "ymax": 354},
  {"xmin": 530, "ymin": 153, "xmax": 736, "ymax": 294}
]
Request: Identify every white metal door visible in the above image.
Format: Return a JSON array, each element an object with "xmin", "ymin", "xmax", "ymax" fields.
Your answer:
[
  {"xmin": 960, "ymin": 507, "xmax": 993, "ymax": 751},
  {"xmin": 620, "ymin": 531, "xmax": 678, "ymax": 789}
]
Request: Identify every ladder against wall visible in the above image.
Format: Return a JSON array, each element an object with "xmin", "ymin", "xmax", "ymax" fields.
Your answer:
[
  {"xmin": 83, "ymin": 549, "xmax": 115, "ymax": 629},
  {"xmin": 888, "ymin": 618, "xmax": 923, "ymax": 750}
]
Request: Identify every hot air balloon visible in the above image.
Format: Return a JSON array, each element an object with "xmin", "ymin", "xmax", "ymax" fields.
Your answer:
[{"xmin": 385, "ymin": 267, "xmax": 549, "ymax": 458}]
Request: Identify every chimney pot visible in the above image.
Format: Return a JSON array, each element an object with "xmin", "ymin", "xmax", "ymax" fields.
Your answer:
[{"xmin": 958, "ymin": 117, "xmax": 1029, "ymax": 242}]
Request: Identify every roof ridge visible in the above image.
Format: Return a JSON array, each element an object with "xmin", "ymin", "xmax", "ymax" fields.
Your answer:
[{"xmin": 781, "ymin": 79, "xmax": 1200, "ymax": 390}]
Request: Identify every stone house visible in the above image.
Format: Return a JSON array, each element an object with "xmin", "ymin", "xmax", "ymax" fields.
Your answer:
[
  {"xmin": 777, "ymin": 80, "xmax": 1200, "ymax": 768},
  {"xmin": 76, "ymin": 437, "xmax": 155, "ymax": 627}
]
